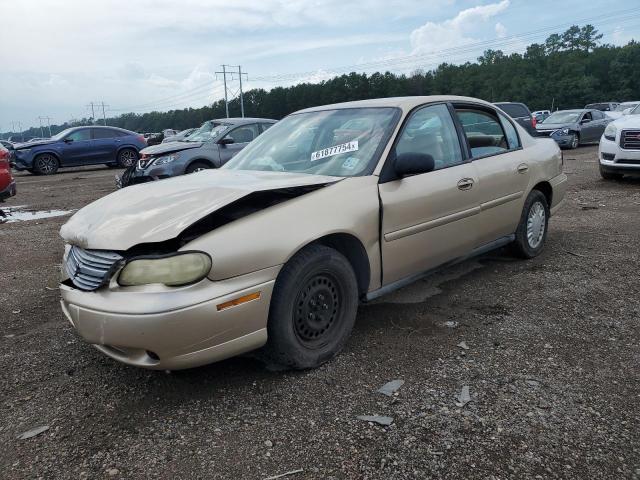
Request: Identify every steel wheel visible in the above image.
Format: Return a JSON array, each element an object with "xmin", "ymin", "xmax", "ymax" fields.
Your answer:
[
  {"xmin": 118, "ymin": 149, "xmax": 137, "ymax": 167},
  {"xmin": 526, "ymin": 201, "xmax": 546, "ymax": 249},
  {"xmin": 293, "ymin": 273, "xmax": 341, "ymax": 348},
  {"xmin": 34, "ymin": 154, "xmax": 58, "ymax": 175}
]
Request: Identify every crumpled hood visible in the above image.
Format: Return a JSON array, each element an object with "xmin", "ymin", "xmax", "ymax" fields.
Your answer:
[
  {"xmin": 140, "ymin": 141, "xmax": 203, "ymax": 156},
  {"xmin": 60, "ymin": 169, "xmax": 340, "ymax": 250},
  {"xmin": 536, "ymin": 122, "xmax": 576, "ymax": 131},
  {"xmin": 14, "ymin": 139, "xmax": 56, "ymax": 149}
]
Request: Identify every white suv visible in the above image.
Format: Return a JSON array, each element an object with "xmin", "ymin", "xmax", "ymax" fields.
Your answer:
[{"xmin": 599, "ymin": 105, "xmax": 640, "ymax": 179}]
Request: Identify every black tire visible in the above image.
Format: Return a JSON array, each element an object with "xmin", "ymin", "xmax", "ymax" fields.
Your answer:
[
  {"xmin": 259, "ymin": 244, "xmax": 359, "ymax": 370},
  {"xmin": 33, "ymin": 154, "xmax": 59, "ymax": 175},
  {"xmin": 599, "ymin": 165, "xmax": 623, "ymax": 180},
  {"xmin": 117, "ymin": 148, "xmax": 138, "ymax": 168},
  {"xmin": 185, "ymin": 161, "xmax": 212, "ymax": 174},
  {"xmin": 568, "ymin": 133, "xmax": 579, "ymax": 149},
  {"xmin": 510, "ymin": 190, "xmax": 550, "ymax": 259}
]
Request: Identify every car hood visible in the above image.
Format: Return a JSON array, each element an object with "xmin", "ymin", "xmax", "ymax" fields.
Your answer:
[
  {"xmin": 140, "ymin": 141, "xmax": 204, "ymax": 156},
  {"xmin": 60, "ymin": 169, "xmax": 341, "ymax": 250},
  {"xmin": 14, "ymin": 139, "xmax": 56, "ymax": 149},
  {"xmin": 536, "ymin": 123, "xmax": 576, "ymax": 131},
  {"xmin": 611, "ymin": 115, "xmax": 640, "ymax": 128}
]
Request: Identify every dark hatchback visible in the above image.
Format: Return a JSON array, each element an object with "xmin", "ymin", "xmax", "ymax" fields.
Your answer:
[
  {"xmin": 13, "ymin": 126, "xmax": 147, "ymax": 175},
  {"xmin": 119, "ymin": 117, "xmax": 276, "ymax": 187}
]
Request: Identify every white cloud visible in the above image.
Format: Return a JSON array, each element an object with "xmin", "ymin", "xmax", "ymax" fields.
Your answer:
[
  {"xmin": 611, "ymin": 26, "xmax": 635, "ymax": 46},
  {"xmin": 495, "ymin": 22, "xmax": 507, "ymax": 38},
  {"xmin": 410, "ymin": 0, "xmax": 510, "ymax": 55}
]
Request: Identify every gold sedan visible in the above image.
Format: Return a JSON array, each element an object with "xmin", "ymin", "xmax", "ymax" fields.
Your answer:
[{"xmin": 59, "ymin": 96, "xmax": 567, "ymax": 370}]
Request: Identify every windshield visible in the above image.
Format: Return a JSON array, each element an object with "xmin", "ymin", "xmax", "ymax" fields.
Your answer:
[
  {"xmin": 223, "ymin": 107, "xmax": 399, "ymax": 177},
  {"xmin": 51, "ymin": 128, "xmax": 75, "ymax": 141},
  {"xmin": 630, "ymin": 104, "xmax": 640, "ymax": 115},
  {"xmin": 614, "ymin": 103, "xmax": 639, "ymax": 112},
  {"xmin": 542, "ymin": 112, "xmax": 580, "ymax": 124},
  {"xmin": 186, "ymin": 121, "xmax": 230, "ymax": 142}
]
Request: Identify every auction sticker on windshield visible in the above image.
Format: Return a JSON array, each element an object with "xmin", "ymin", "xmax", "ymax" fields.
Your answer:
[{"xmin": 311, "ymin": 140, "xmax": 358, "ymax": 161}]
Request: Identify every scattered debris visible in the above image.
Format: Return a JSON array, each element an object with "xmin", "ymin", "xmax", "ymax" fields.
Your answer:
[
  {"xmin": 526, "ymin": 380, "xmax": 540, "ymax": 387},
  {"xmin": 377, "ymin": 379, "xmax": 404, "ymax": 396},
  {"xmin": 4, "ymin": 334, "xmax": 15, "ymax": 338},
  {"xmin": 0, "ymin": 205, "xmax": 73, "ymax": 223},
  {"xmin": 263, "ymin": 468, "xmax": 304, "ymax": 480},
  {"xmin": 17, "ymin": 425, "xmax": 49, "ymax": 440},
  {"xmin": 580, "ymin": 205, "xmax": 599, "ymax": 210},
  {"xmin": 444, "ymin": 321, "xmax": 459, "ymax": 328},
  {"xmin": 455, "ymin": 386, "xmax": 472, "ymax": 407},
  {"xmin": 44, "ymin": 286, "xmax": 57, "ymax": 291},
  {"xmin": 356, "ymin": 415, "xmax": 394, "ymax": 426},
  {"xmin": 107, "ymin": 468, "xmax": 119, "ymax": 476},
  {"xmin": 457, "ymin": 341, "xmax": 469, "ymax": 350},
  {"xmin": 264, "ymin": 440, "xmax": 273, "ymax": 448},
  {"xmin": 12, "ymin": 310, "xmax": 20, "ymax": 314}
]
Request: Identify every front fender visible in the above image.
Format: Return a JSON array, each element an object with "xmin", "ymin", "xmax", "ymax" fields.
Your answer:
[{"xmin": 182, "ymin": 176, "xmax": 382, "ymax": 291}]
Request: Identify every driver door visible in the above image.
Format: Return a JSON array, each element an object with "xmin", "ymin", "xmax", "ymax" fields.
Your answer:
[
  {"xmin": 378, "ymin": 103, "xmax": 481, "ymax": 285},
  {"xmin": 218, "ymin": 124, "xmax": 260, "ymax": 165},
  {"xmin": 59, "ymin": 128, "xmax": 94, "ymax": 166},
  {"xmin": 580, "ymin": 111, "xmax": 598, "ymax": 142}
]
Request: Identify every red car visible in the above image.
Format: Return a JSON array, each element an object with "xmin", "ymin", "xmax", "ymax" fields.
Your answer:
[{"xmin": 0, "ymin": 145, "xmax": 16, "ymax": 201}]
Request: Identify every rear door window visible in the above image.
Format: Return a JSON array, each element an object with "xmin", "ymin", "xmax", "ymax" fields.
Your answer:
[
  {"xmin": 498, "ymin": 113, "xmax": 521, "ymax": 149},
  {"xmin": 92, "ymin": 129, "xmax": 119, "ymax": 139},
  {"xmin": 456, "ymin": 108, "xmax": 508, "ymax": 158}
]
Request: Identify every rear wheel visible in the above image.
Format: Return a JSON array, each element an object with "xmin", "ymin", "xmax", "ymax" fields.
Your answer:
[
  {"xmin": 259, "ymin": 245, "xmax": 358, "ymax": 370},
  {"xmin": 510, "ymin": 190, "xmax": 549, "ymax": 259},
  {"xmin": 33, "ymin": 154, "xmax": 59, "ymax": 175},
  {"xmin": 599, "ymin": 165, "xmax": 623, "ymax": 180},
  {"xmin": 117, "ymin": 148, "xmax": 138, "ymax": 168},
  {"xmin": 186, "ymin": 161, "xmax": 212, "ymax": 174}
]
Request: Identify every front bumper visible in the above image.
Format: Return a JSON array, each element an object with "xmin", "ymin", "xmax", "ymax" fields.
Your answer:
[
  {"xmin": 12, "ymin": 151, "xmax": 33, "ymax": 171},
  {"xmin": 599, "ymin": 137, "xmax": 640, "ymax": 172},
  {"xmin": 60, "ymin": 266, "xmax": 280, "ymax": 370},
  {"xmin": 0, "ymin": 179, "xmax": 16, "ymax": 200},
  {"xmin": 550, "ymin": 133, "xmax": 574, "ymax": 148}
]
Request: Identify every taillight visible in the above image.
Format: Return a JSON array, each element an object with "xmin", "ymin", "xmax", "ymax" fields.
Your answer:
[
  {"xmin": 531, "ymin": 116, "xmax": 537, "ymax": 128},
  {"xmin": 138, "ymin": 135, "xmax": 146, "ymax": 143}
]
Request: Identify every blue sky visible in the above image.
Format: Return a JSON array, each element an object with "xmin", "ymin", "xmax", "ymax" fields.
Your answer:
[{"xmin": 1, "ymin": 0, "xmax": 639, "ymax": 133}]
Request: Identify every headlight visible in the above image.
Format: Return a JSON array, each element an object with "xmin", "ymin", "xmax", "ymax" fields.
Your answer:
[
  {"xmin": 604, "ymin": 124, "xmax": 617, "ymax": 141},
  {"xmin": 118, "ymin": 252, "xmax": 212, "ymax": 287},
  {"xmin": 16, "ymin": 148, "xmax": 30, "ymax": 155},
  {"xmin": 153, "ymin": 153, "xmax": 179, "ymax": 165}
]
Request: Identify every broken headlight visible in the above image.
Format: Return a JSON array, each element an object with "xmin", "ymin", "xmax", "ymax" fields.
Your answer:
[
  {"xmin": 154, "ymin": 153, "xmax": 179, "ymax": 165},
  {"xmin": 118, "ymin": 252, "xmax": 212, "ymax": 287}
]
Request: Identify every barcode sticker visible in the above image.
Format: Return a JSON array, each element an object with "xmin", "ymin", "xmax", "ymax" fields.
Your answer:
[{"xmin": 311, "ymin": 140, "xmax": 358, "ymax": 162}]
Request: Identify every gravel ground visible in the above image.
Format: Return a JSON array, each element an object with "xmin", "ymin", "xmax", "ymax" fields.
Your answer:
[{"xmin": 0, "ymin": 147, "xmax": 639, "ymax": 479}]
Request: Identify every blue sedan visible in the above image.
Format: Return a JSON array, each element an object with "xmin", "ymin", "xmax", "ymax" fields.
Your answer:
[{"xmin": 12, "ymin": 126, "xmax": 147, "ymax": 175}]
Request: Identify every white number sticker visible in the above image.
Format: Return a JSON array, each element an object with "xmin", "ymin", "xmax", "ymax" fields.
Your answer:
[{"xmin": 311, "ymin": 140, "xmax": 358, "ymax": 162}]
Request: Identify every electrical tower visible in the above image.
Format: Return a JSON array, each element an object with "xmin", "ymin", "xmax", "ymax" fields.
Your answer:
[{"xmin": 215, "ymin": 65, "xmax": 248, "ymax": 118}]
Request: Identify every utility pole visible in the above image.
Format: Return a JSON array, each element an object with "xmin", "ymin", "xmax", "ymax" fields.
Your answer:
[
  {"xmin": 99, "ymin": 102, "xmax": 109, "ymax": 125},
  {"xmin": 37, "ymin": 116, "xmax": 53, "ymax": 137},
  {"xmin": 86, "ymin": 102, "xmax": 96, "ymax": 122},
  {"xmin": 37, "ymin": 117, "xmax": 44, "ymax": 138},
  {"xmin": 215, "ymin": 65, "xmax": 248, "ymax": 118}
]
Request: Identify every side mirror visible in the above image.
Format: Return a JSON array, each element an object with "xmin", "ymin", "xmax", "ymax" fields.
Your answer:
[
  {"xmin": 64, "ymin": 138, "xmax": 74, "ymax": 143},
  {"xmin": 218, "ymin": 137, "xmax": 235, "ymax": 145},
  {"xmin": 580, "ymin": 118, "xmax": 591, "ymax": 124},
  {"xmin": 394, "ymin": 152, "xmax": 435, "ymax": 178}
]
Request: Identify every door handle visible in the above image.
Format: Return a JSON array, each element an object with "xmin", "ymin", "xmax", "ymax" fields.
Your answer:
[
  {"xmin": 517, "ymin": 163, "xmax": 529, "ymax": 174},
  {"xmin": 457, "ymin": 178, "xmax": 474, "ymax": 190}
]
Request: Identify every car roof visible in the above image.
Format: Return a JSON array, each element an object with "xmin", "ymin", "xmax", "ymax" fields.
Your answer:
[{"xmin": 297, "ymin": 96, "xmax": 497, "ymax": 114}]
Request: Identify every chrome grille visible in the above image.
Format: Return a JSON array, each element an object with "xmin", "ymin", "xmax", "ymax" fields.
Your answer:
[
  {"xmin": 65, "ymin": 246, "xmax": 123, "ymax": 291},
  {"xmin": 620, "ymin": 130, "xmax": 640, "ymax": 150}
]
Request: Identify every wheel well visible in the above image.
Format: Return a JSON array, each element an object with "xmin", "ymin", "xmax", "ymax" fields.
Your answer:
[
  {"xmin": 532, "ymin": 181, "xmax": 552, "ymax": 207},
  {"xmin": 34, "ymin": 151, "xmax": 60, "ymax": 163},
  {"xmin": 313, "ymin": 233, "xmax": 370, "ymax": 297},
  {"xmin": 117, "ymin": 146, "xmax": 138, "ymax": 155},
  {"xmin": 187, "ymin": 158, "xmax": 214, "ymax": 169}
]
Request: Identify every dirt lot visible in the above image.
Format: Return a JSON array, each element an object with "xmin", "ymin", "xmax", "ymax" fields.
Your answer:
[{"xmin": 0, "ymin": 147, "xmax": 639, "ymax": 479}]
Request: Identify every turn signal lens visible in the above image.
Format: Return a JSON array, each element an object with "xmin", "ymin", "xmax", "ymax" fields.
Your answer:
[
  {"xmin": 118, "ymin": 252, "xmax": 212, "ymax": 287},
  {"xmin": 216, "ymin": 292, "xmax": 261, "ymax": 311}
]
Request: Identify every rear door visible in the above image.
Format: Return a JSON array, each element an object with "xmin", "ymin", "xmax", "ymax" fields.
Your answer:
[
  {"xmin": 91, "ymin": 128, "xmax": 119, "ymax": 162},
  {"xmin": 378, "ymin": 103, "xmax": 482, "ymax": 284},
  {"xmin": 454, "ymin": 104, "xmax": 531, "ymax": 245},
  {"xmin": 59, "ymin": 128, "xmax": 94, "ymax": 166},
  {"xmin": 218, "ymin": 123, "xmax": 260, "ymax": 164}
]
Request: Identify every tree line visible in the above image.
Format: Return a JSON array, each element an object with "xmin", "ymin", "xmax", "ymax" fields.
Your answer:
[{"xmin": 11, "ymin": 25, "xmax": 640, "ymax": 139}]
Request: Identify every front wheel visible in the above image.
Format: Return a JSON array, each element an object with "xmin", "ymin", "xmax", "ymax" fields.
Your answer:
[
  {"xmin": 33, "ymin": 154, "xmax": 59, "ymax": 175},
  {"xmin": 510, "ymin": 190, "xmax": 550, "ymax": 258},
  {"xmin": 117, "ymin": 148, "xmax": 138, "ymax": 168},
  {"xmin": 185, "ymin": 161, "xmax": 212, "ymax": 174},
  {"xmin": 259, "ymin": 245, "xmax": 359, "ymax": 370},
  {"xmin": 599, "ymin": 165, "xmax": 623, "ymax": 180},
  {"xmin": 568, "ymin": 133, "xmax": 579, "ymax": 149}
]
